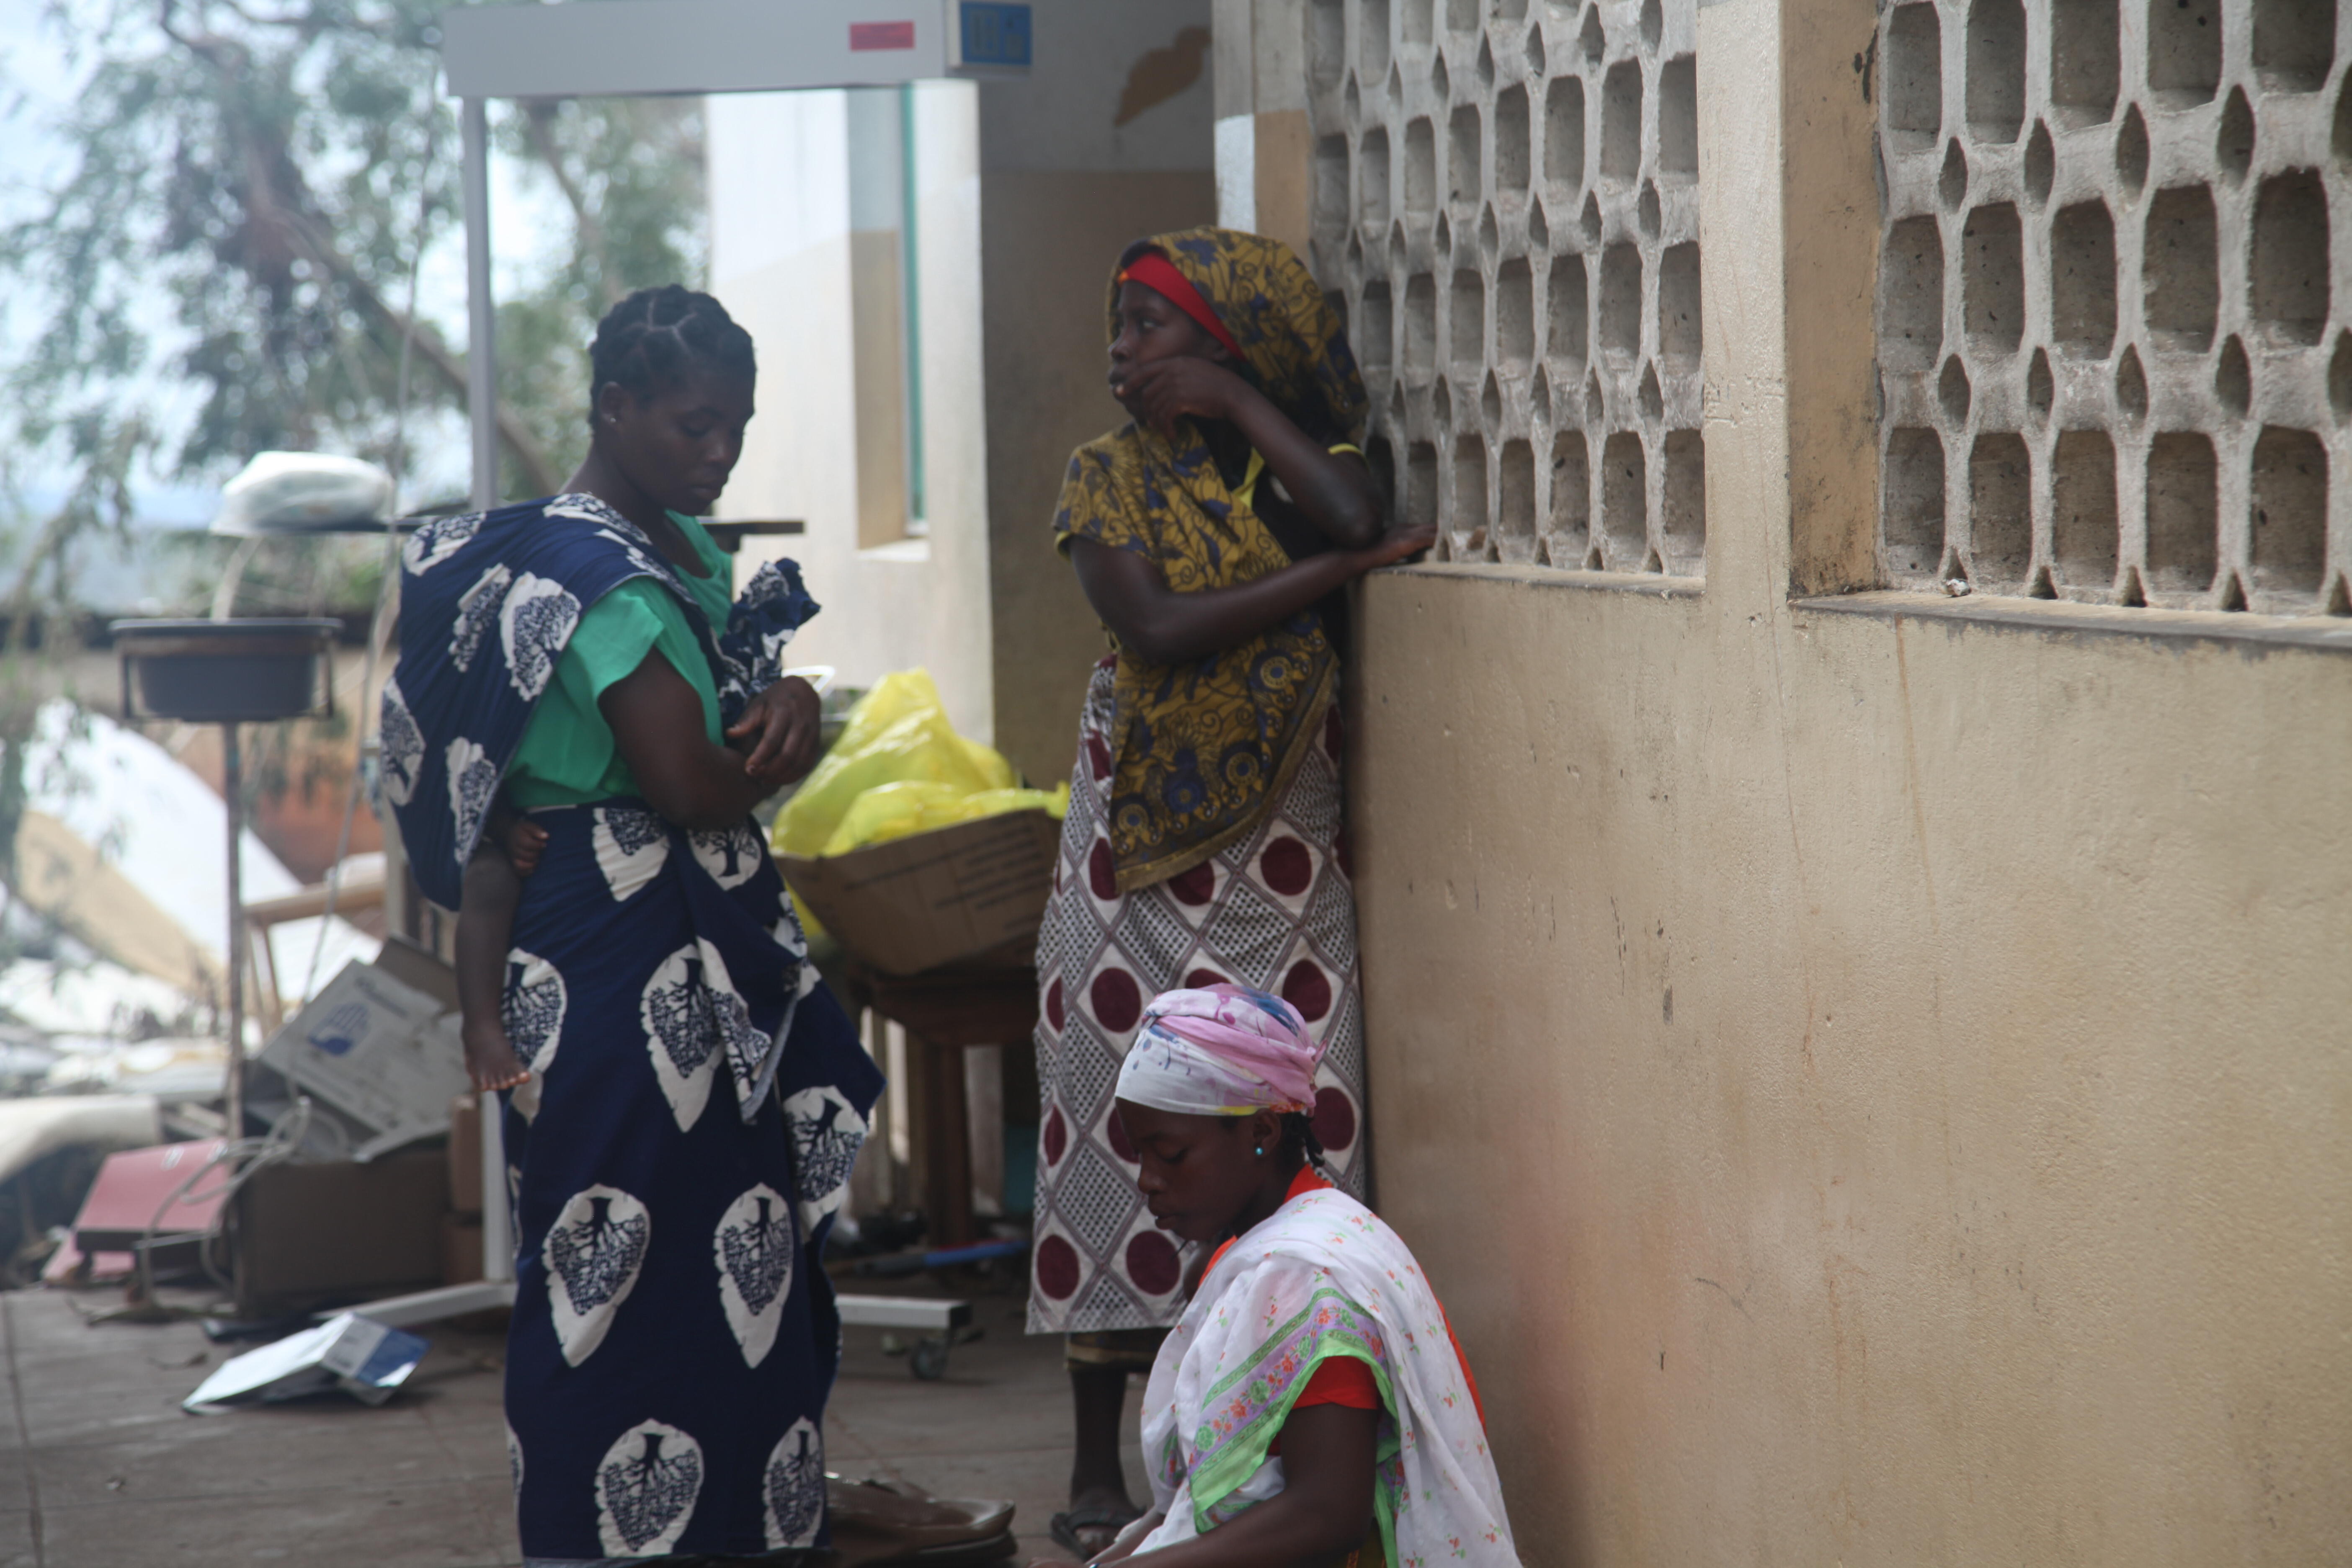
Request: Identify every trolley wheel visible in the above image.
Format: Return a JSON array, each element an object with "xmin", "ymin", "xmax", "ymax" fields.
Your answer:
[{"xmin": 910, "ymin": 1337, "xmax": 951, "ymax": 1380}]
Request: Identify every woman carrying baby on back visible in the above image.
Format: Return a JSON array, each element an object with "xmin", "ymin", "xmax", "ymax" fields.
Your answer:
[{"xmin": 384, "ymin": 284, "xmax": 881, "ymax": 1565}]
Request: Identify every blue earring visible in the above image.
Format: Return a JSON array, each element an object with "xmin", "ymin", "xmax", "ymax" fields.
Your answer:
[{"xmin": 1255, "ymin": 1145, "xmax": 1264, "ymax": 1156}]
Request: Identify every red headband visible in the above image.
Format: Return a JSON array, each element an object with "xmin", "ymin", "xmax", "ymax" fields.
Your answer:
[{"xmin": 1117, "ymin": 252, "xmax": 1245, "ymax": 363}]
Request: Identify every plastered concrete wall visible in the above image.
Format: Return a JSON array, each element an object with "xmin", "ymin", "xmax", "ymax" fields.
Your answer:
[
  {"xmin": 1351, "ymin": 568, "xmax": 2352, "ymax": 1565},
  {"xmin": 979, "ymin": 0, "xmax": 1216, "ymax": 788},
  {"xmin": 1232, "ymin": 0, "xmax": 2352, "ymax": 1560},
  {"xmin": 709, "ymin": 83, "xmax": 994, "ymax": 736}
]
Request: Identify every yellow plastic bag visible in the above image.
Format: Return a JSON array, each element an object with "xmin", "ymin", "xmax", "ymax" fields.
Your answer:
[
  {"xmin": 772, "ymin": 670, "xmax": 1014, "ymax": 860},
  {"xmin": 774, "ymin": 671, "xmax": 1066, "ymax": 944},
  {"xmin": 819, "ymin": 780, "xmax": 1070, "ymax": 857}
]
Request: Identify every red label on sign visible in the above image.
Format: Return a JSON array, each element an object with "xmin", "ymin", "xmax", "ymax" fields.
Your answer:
[{"xmin": 849, "ymin": 21, "xmax": 916, "ymax": 50}]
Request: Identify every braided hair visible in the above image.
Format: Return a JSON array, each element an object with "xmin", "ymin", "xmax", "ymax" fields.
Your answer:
[
  {"xmin": 585, "ymin": 284, "xmax": 758, "ymax": 428},
  {"xmin": 1277, "ymin": 1109, "xmax": 1333, "ymax": 1178}
]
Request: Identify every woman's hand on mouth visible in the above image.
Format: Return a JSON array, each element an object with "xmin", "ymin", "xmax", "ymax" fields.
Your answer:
[{"xmin": 1111, "ymin": 356, "xmax": 1248, "ymax": 440}]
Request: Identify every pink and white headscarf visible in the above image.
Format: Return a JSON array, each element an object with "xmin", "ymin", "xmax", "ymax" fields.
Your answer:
[{"xmin": 1114, "ymin": 985, "xmax": 1325, "ymax": 1117}]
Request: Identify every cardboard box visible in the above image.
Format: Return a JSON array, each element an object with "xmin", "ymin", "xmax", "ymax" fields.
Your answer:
[
  {"xmin": 446, "ymin": 1094, "xmax": 483, "ymax": 1219},
  {"xmin": 442, "ymin": 1213, "xmax": 485, "ymax": 1286},
  {"xmin": 230, "ymin": 1147, "xmax": 449, "ymax": 1317},
  {"xmin": 258, "ymin": 957, "xmax": 467, "ymax": 1159},
  {"xmin": 375, "ymin": 933, "xmax": 461, "ymax": 1013},
  {"xmin": 779, "ymin": 809, "xmax": 1059, "ymax": 976}
]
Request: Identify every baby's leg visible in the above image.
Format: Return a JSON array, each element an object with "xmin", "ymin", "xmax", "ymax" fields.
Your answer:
[{"xmin": 456, "ymin": 842, "xmax": 530, "ymax": 1091}]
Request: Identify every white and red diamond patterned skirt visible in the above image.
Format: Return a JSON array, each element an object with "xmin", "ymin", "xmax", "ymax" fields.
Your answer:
[{"xmin": 1026, "ymin": 658, "xmax": 1368, "ymax": 1335}]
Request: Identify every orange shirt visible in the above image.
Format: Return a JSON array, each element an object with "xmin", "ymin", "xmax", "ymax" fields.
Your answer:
[{"xmin": 1209, "ymin": 1166, "xmax": 1487, "ymax": 1446}]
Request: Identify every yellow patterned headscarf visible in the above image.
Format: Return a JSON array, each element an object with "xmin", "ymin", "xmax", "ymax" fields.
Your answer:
[{"xmin": 1052, "ymin": 228, "xmax": 1368, "ymax": 893}]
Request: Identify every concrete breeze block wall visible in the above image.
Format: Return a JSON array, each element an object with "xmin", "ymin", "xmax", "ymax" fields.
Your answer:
[
  {"xmin": 1304, "ymin": 0, "xmax": 1706, "ymax": 575},
  {"xmin": 1877, "ymin": 0, "xmax": 2352, "ymax": 614},
  {"xmin": 1230, "ymin": 0, "xmax": 2352, "ymax": 1560}
]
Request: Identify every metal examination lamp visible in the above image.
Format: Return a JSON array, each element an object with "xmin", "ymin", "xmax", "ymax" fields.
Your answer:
[
  {"xmin": 111, "ymin": 451, "xmax": 396, "ymax": 1132},
  {"xmin": 110, "ymin": 615, "xmax": 341, "ymax": 1135}
]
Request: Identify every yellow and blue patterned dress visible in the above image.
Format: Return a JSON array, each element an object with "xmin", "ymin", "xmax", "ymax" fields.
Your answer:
[{"xmin": 1029, "ymin": 229, "xmax": 1375, "ymax": 1335}]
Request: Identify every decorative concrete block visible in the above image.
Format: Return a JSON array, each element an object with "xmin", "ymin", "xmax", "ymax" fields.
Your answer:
[
  {"xmin": 1306, "ymin": 0, "xmax": 1706, "ymax": 574},
  {"xmin": 1875, "ymin": 0, "xmax": 2349, "ymax": 614}
]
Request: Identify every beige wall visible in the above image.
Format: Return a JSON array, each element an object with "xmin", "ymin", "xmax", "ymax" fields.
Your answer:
[
  {"xmin": 1230, "ymin": 0, "xmax": 2352, "ymax": 1560},
  {"xmin": 709, "ymin": 83, "xmax": 995, "ymax": 738},
  {"xmin": 981, "ymin": 170, "xmax": 1217, "ymax": 787},
  {"xmin": 977, "ymin": 0, "xmax": 1217, "ymax": 790},
  {"xmin": 1352, "ymin": 568, "xmax": 2352, "ymax": 1565}
]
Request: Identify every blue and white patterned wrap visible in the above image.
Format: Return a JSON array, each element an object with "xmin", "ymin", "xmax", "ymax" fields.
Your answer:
[
  {"xmin": 382, "ymin": 491, "xmax": 818, "ymax": 912},
  {"xmin": 383, "ymin": 491, "xmax": 879, "ymax": 1561}
]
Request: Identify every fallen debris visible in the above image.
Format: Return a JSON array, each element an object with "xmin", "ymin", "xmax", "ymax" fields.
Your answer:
[
  {"xmin": 182, "ymin": 1312, "xmax": 428, "ymax": 1411},
  {"xmin": 254, "ymin": 939, "xmax": 465, "ymax": 1161},
  {"xmin": 68, "ymin": 1137, "xmax": 231, "ymax": 1286}
]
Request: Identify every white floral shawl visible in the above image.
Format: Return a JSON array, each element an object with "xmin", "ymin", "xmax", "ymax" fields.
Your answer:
[{"xmin": 1132, "ymin": 1184, "xmax": 1520, "ymax": 1568}]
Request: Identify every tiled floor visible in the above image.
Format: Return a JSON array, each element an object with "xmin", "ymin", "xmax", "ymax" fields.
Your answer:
[{"xmin": 0, "ymin": 1280, "xmax": 1122, "ymax": 1566}]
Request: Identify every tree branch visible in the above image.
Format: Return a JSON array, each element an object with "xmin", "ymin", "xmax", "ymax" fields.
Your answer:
[
  {"xmin": 322, "ymin": 245, "xmax": 562, "ymax": 497},
  {"xmin": 146, "ymin": 5, "xmax": 561, "ymax": 498},
  {"xmin": 520, "ymin": 102, "xmax": 624, "ymax": 309},
  {"xmin": 4, "ymin": 504, "xmax": 83, "ymax": 628}
]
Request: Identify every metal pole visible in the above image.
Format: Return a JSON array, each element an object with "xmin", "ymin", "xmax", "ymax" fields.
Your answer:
[
  {"xmin": 462, "ymin": 95, "xmax": 498, "ymax": 511},
  {"xmin": 480, "ymin": 1091, "xmax": 513, "ymax": 1283},
  {"xmin": 462, "ymin": 98, "xmax": 509, "ymax": 1288},
  {"xmin": 223, "ymin": 723, "xmax": 246, "ymax": 1136}
]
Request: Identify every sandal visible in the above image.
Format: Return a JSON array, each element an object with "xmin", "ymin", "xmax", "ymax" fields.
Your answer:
[{"xmin": 1049, "ymin": 1504, "xmax": 1140, "ymax": 1560}]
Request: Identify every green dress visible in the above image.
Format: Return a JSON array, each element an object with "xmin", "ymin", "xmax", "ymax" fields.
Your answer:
[{"xmin": 505, "ymin": 511, "xmax": 732, "ymax": 809}]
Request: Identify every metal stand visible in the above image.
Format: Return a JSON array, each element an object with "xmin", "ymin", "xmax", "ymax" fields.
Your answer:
[
  {"xmin": 222, "ymin": 723, "xmax": 246, "ymax": 1135},
  {"xmin": 462, "ymin": 96, "xmax": 498, "ymax": 511}
]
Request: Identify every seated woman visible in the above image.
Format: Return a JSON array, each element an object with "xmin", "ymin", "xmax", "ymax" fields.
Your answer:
[{"xmin": 1081, "ymin": 986, "xmax": 1520, "ymax": 1568}]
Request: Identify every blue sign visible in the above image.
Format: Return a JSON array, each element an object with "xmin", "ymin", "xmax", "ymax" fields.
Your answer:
[{"xmin": 960, "ymin": 2, "xmax": 1031, "ymax": 68}]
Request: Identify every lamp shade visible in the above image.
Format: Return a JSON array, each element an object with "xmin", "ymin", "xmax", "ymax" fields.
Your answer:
[
  {"xmin": 211, "ymin": 452, "xmax": 394, "ymax": 537},
  {"xmin": 111, "ymin": 619, "xmax": 341, "ymax": 724}
]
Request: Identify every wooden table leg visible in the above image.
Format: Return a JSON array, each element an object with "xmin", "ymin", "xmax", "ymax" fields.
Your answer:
[
  {"xmin": 842, "ymin": 960, "xmax": 1040, "ymax": 1253},
  {"xmin": 919, "ymin": 1035, "xmax": 975, "ymax": 1249}
]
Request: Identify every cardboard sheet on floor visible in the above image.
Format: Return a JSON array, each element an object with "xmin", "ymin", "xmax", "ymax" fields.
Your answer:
[{"xmin": 183, "ymin": 1313, "xmax": 428, "ymax": 1411}]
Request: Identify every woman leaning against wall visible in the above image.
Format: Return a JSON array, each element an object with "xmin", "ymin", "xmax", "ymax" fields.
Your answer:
[{"xmin": 1025, "ymin": 227, "xmax": 1432, "ymax": 1557}]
